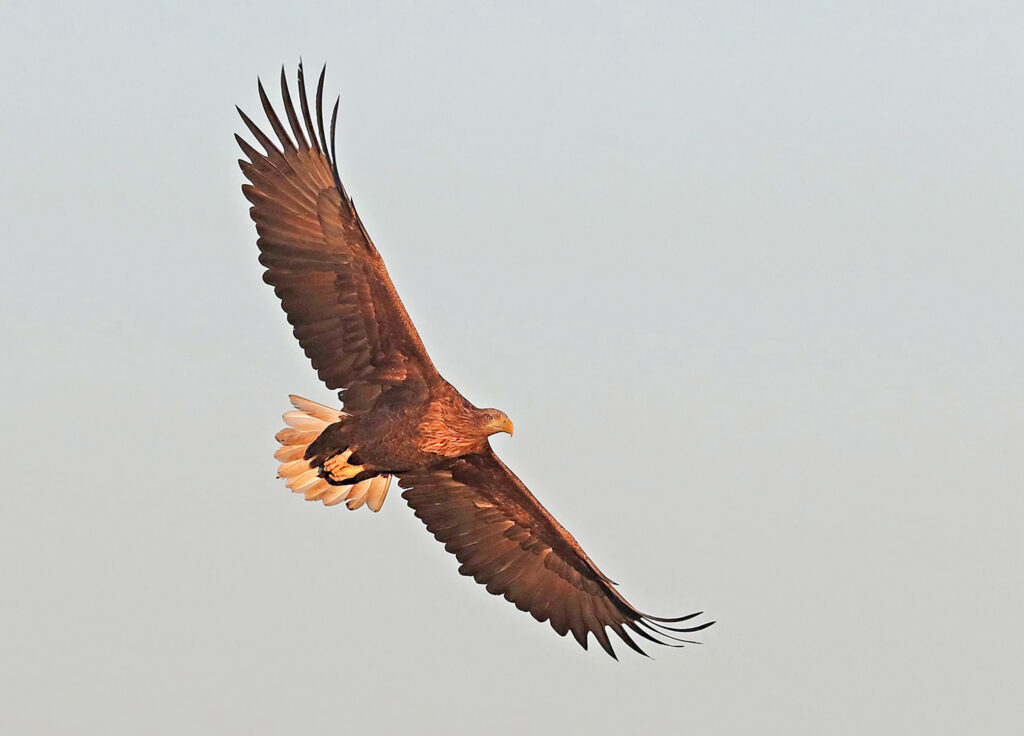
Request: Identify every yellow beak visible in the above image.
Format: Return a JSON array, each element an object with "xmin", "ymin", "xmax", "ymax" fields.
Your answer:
[{"xmin": 500, "ymin": 416, "xmax": 515, "ymax": 437}]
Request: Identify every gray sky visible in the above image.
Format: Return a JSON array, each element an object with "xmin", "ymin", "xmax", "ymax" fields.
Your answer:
[{"xmin": 2, "ymin": 1, "xmax": 1022, "ymax": 733}]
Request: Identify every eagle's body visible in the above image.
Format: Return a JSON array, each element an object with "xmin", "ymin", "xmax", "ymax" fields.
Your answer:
[
  {"xmin": 237, "ymin": 64, "xmax": 713, "ymax": 658},
  {"xmin": 306, "ymin": 381, "xmax": 504, "ymax": 476}
]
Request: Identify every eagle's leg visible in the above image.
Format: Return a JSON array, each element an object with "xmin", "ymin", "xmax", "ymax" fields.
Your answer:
[{"xmin": 322, "ymin": 448, "xmax": 366, "ymax": 483}]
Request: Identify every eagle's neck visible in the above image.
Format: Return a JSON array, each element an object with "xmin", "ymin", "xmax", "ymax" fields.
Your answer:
[{"xmin": 416, "ymin": 390, "xmax": 488, "ymax": 457}]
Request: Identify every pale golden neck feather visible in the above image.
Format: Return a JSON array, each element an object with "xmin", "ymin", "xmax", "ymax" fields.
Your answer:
[{"xmin": 416, "ymin": 397, "xmax": 488, "ymax": 457}]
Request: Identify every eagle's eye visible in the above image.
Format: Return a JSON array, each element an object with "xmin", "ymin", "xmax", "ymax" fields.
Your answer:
[{"xmin": 484, "ymin": 414, "xmax": 494, "ymax": 422}]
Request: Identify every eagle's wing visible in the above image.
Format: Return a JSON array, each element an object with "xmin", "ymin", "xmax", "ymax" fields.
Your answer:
[
  {"xmin": 397, "ymin": 449, "xmax": 713, "ymax": 658},
  {"xmin": 237, "ymin": 65, "xmax": 439, "ymax": 412}
]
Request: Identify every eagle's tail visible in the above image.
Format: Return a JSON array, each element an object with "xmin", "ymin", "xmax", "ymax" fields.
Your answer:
[{"xmin": 274, "ymin": 395, "xmax": 393, "ymax": 512}]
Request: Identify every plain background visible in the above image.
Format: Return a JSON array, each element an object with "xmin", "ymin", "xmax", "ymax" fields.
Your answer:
[{"xmin": 2, "ymin": 2, "xmax": 1021, "ymax": 733}]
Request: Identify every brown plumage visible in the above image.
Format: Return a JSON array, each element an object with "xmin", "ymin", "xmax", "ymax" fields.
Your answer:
[{"xmin": 237, "ymin": 63, "xmax": 713, "ymax": 658}]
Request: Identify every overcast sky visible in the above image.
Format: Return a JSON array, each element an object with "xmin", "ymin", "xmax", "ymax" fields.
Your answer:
[{"xmin": 2, "ymin": 2, "xmax": 1022, "ymax": 733}]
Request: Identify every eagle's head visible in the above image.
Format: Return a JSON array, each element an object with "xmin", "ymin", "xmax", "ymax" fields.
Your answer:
[{"xmin": 477, "ymin": 408, "xmax": 514, "ymax": 438}]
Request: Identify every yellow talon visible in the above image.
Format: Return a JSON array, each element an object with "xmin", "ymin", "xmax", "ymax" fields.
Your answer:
[
  {"xmin": 328, "ymin": 464, "xmax": 366, "ymax": 482},
  {"xmin": 323, "ymin": 448, "xmax": 363, "ymax": 482}
]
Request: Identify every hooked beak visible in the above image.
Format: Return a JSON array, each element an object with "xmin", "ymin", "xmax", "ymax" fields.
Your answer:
[{"xmin": 499, "ymin": 416, "xmax": 515, "ymax": 437}]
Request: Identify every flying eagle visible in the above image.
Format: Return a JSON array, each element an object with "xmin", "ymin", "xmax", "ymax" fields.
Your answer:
[{"xmin": 236, "ymin": 64, "xmax": 713, "ymax": 659}]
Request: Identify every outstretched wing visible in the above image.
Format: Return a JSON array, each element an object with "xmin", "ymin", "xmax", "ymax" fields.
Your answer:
[
  {"xmin": 237, "ymin": 64, "xmax": 439, "ymax": 413},
  {"xmin": 398, "ymin": 450, "xmax": 713, "ymax": 658}
]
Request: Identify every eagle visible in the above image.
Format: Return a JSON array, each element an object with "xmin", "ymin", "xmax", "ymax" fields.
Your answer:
[{"xmin": 236, "ymin": 63, "xmax": 713, "ymax": 659}]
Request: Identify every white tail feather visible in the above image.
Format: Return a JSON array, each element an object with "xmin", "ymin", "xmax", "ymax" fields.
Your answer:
[
  {"xmin": 282, "ymin": 411, "xmax": 328, "ymax": 431},
  {"xmin": 274, "ymin": 444, "xmax": 305, "ymax": 462},
  {"xmin": 288, "ymin": 468, "xmax": 319, "ymax": 490},
  {"xmin": 274, "ymin": 395, "xmax": 392, "ymax": 513},
  {"xmin": 289, "ymin": 395, "xmax": 344, "ymax": 422},
  {"xmin": 366, "ymin": 475, "xmax": 392, "ymax": 512},
  {"xmin": 344, "ymin": 478, "xmax": 372, "ymax": 510},
  {"xmin": 277, "ymin": 459, "xmax": 308, "ymax": 478},
  {"xmin": 321, "ymin": 484, "xmax": 349, "ymax": 506}
]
